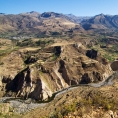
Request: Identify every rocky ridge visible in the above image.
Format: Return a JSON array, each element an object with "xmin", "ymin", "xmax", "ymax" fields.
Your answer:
[
  {"xmin": 0, "ymin": 12, "xmax": 83, "ymax": 38},
  {"xmin": 1, "ymin": 12, "xmax": 118, "ymax": 38},
  {"xmin": 81, "ymin": 14, "xmax": 118, "ymax": 30},
  {"xmin": 0, "ymin": 42, "xmax": 113, "ymax": 101}
]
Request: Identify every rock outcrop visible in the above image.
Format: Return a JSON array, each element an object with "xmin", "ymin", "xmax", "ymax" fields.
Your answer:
[{"xmin": 86, "ymin": 49, "xmax": 98, "ymax": 59}]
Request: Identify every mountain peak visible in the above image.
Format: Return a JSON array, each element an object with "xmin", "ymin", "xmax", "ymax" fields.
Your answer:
[
  {"xmin": 40, "ymin": 12, "xmax": 62, "ymax": 18},
  {"xmin": 20, "ymin": 11, "xmax": 40, "ymax": 17},
  {"xmin": 0, "ymin": 13, "xmax": 5, "ymax": 15},
  {"xmin": 28, "ymin": 11, "xmax": 40, "ymax": 14}
]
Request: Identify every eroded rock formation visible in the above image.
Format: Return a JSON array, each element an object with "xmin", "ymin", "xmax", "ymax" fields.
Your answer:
[
  {"xmin": 0, "ymin": 43, "xmax": 113, "ymax": 101},
  {"xmin": 86, "ymin": 49, "xmax": 98, "ymax": 59}
]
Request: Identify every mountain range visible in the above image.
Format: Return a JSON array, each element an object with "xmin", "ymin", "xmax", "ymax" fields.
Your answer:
[
  {"xmin": 0, "ymin": 11, "xmax": 83, "ymax": 38},
  {"xmin": 81, "ymin": 13, "xmax": 118, "ymax": 30},
  {"xmin": 1, "ymin": 11, "xmax": 118, "ymax": 38}
]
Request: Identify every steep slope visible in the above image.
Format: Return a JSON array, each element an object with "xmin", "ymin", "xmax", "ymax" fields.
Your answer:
[
  {"xmin": 65, "ymin": 14, "xmax": 91, "ymax": 23},
  {"xmin": 81, "ymin": 14, "xmax": 118, "ymax": 30},
  {"xmin": 22, "ymin": 72, "xmax": 118, "ymax": 118},
  {"xmin": 0, "ymin": 42, "xmax": 113, "ymax": 101},
  {"xmin": 0, "ymin": 12, "xmax": 83, "ymax": 38}
]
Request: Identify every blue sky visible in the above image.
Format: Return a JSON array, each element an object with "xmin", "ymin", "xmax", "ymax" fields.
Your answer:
[{"xmin": 0, "ymin": 0, "xmax": 118, "ymax": 16}]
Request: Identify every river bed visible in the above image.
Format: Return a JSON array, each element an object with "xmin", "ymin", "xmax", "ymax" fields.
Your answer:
[{"xmin": 0, "ymin": 72, "xmax": 117, "ymax": 114}]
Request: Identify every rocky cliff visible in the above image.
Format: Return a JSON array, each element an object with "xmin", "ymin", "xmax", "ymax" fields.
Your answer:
[{"xmin": 0, "ymin": 42, "xmax": 113, "ymax": 101}]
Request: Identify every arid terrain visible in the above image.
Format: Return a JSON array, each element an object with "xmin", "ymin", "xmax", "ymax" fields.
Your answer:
[{"xmin": 0, "ymin": 12, "xmax": 118, "ymax": 118}]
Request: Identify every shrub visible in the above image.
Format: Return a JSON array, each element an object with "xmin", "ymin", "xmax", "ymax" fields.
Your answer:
[
  {"xmin": 49, "ymin": 102, "xmax": 77, "ymax": 118},
  {"xmin": 0, "ymin": 62, "xmax": 4, "ymax": 65}
]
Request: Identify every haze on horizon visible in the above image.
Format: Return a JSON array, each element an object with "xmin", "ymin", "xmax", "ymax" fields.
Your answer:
[{"xmin": 0, "ymin": 0, "xmax": 118, "ymax": 16}]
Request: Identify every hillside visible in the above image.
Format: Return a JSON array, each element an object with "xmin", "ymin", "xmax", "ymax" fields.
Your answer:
[
  {"xmin": 65, "ymin": 14, "xmax": 91, "ymax": 23},
  {"xmin": 0, "ymin": 39, "xmax": 113, "ymax": 100},
  {"xmin": 0, "ymin": 12, "xmax": 83, "ymax": 38},
  {"xmin": 23, "ymin": 74, "xmax": 118, "ymax": 118},
  {"xmin": 81, "ymin": 14, "xmax": 118, "ymax": 30},
  {"xmin": 2, "ymin": 12, "xmax": 118, "ymax": 38}
]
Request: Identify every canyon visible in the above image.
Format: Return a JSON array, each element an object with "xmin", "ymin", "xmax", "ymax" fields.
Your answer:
[
  {"xmin": 0, "ymin": 42, "xmax": 113, "ymax": 101},
  {"xmin": 0, "ymin": 11, "xmax": 118, "ymax": 118}
]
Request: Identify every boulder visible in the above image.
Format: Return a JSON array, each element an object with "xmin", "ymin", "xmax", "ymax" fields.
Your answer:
[{"xmin": 110, "ymin": 60, "xmax": 118, "ymax": 71}]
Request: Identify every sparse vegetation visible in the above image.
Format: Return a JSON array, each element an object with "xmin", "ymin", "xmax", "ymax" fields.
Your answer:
[
  {"xmin": 103, "ymin": 54, "xmax": 115, "ymax": 62},
  {"xmin": 79, "ymin": 93, "xmax": 115, "ymax": 111},
  {"xmin": 50, "ymin": 102, "xmax": 77, "ymax": 118},
  {"xmin": 0, "ymin": 62, "xmax": 4, "ymax": 65},
  {"xmin": 51, "ymin": 54, "xmax": 59, "ymax": 61},
  {"xmin": 0, "ymin": 113, "xmax": 21, "ymax": 118},
  {"xmin": 49, "ymin": 90, "xmax": 117, "ymax": 118}
]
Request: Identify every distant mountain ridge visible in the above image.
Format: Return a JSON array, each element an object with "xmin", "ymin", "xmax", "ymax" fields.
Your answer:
[
  {"xmin": 65, "ymin": 14, "xmax": 91, "ymax": 23},
  {"xmin": 0, "ymin": 11, "xmax": 84, "ymax": 38},
  {"xmin": 1, "ymin": 11, "xmax": 118, "ymax": 38},
  {"xmin": 81, "ymin": 14, "xmax": 118, "ymax": 30},
  {"xmin": 20, "ymin": 11, "xmax": 41, "ymax": 17}
]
